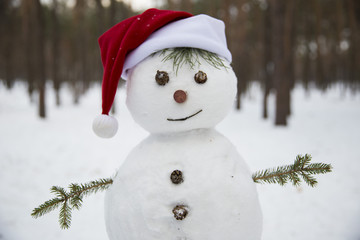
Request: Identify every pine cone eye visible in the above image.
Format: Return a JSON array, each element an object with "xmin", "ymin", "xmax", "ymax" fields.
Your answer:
[
  {"xmin": 155, "ymin": 70, "xmax": 169, "ymax": 86},
  {"xmin": 194, "ymin": 71, "xmax": 207, "ymax": 84}
]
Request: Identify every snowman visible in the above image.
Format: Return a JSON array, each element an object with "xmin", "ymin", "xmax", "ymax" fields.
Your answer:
[{"xmin": 93, "ymin": 9, "xmax": 262, "ymax": 240}]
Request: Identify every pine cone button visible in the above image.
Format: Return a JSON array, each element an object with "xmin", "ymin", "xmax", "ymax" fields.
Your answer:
[
  {"xmin": 172, "ymin": 205, "xmax": 188, "ymax": 220},
  {"xmin": 170, "ymin": 170, "xmax": 184, "ymax": 184}
]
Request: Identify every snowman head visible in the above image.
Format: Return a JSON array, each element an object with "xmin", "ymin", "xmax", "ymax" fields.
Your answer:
[
  {"xmin": 93, "ymin": 9, "xmax": 235, "ymax": 138},
  {"xmin": 126, "ymin": 48, "xmax": 237, "ymax": 134}
]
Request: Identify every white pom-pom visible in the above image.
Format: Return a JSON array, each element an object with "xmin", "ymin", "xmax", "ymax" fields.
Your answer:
[{"xmin": 92, "ymin": 114, "xmax": 118, "ymax": 138}]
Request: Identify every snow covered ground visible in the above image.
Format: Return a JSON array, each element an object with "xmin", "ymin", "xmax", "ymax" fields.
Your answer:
[{"xmin": 0, "ymin": 81, "xmax": 359, "ymax": 240}]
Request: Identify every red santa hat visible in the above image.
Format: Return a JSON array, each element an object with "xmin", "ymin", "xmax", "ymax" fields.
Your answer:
[{"xmin": 93, "ymin": 8, "xmax": 232, "ymax": 138}]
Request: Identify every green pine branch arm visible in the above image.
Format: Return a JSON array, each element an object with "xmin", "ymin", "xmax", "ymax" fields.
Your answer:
[
  {"xmin": 68, "ymin": 178, "xmax": 113, "ymax": 199},
  {"xmin": 253, "ymin": 168, "xmax": 298, "ymax": 183},
  {"xmin": 32, "ymin": 155, "xmax": 332, "ymax": 229},
  {"xmin": 252, "ymin": 154, "xmax": 332, "ymax": 187},
  {"xmin": 31, "ymin": 177, "xmax": 113, "ymax": 229},
  {"xmin": 31, "ymin": 197, "xmax": 64, "ymax": 218}
]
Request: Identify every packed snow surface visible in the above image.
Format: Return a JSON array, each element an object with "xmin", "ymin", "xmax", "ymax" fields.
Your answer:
[
  {"xmin": 105, "ymin": 129, "xmax": 262, "ymax": 240},
  {"xmin": 0, "ymin": 82, "xmax": 360, "ymax": 240},
  {"xmin": 126, "ymin": 53, "xmax": 237, "ymax": 134}
]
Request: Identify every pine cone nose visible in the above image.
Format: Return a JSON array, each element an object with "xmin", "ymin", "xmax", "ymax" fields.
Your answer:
[{"xmin": 174, "ymin": 90, "xmax": 187, "ymax": 103}]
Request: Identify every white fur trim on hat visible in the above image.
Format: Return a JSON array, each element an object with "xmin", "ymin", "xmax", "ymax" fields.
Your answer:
[
  {"xmin": 121, "ymin": 14, "xmax": 232, "ymax": 80},
  {"xmin": 92, "ymin": 114, "xmax": 118, "ymax": 138}
]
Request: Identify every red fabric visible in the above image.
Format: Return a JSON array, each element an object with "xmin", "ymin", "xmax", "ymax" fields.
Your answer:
[{"xmin": 98, "ymin": 8, "xmax": 193, "ymax": 115}]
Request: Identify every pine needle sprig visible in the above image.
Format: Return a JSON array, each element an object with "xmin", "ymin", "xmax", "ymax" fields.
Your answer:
[
  {"xmin": 155, "ymin": 47, "xmax": 228, "ymax": 74},
  {"xmin": 31, "ymin": 197, "xmax": 64, "ymax": 218},
  {"xmin": 252, "ymin": 154, "xmax": 332, "ymax": 187},
  {"xmin": 31, "ymin": 178, "xmax": 113, "ymax": 229},
  {"xmin": 59, "ymin": 201, "xmax": 72, "ymax": 229}
]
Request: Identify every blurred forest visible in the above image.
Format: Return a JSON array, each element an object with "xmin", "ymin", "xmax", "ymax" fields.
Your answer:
[{"xmin": 0, "ymin": 0, "xmax": 359, "ymax": 125}]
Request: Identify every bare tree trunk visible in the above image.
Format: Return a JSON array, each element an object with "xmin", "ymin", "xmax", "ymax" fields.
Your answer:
[
  {"xmin": 222, "ymin": 0, "xmax": 231, "ymax": 48},
  {"xmin": 283, "ymin": 0, "xmax": 296, "ymax": 117},
  {"xmin": 347, "ymin": 0, "xmax": 360, "ymax": 84},
  {"xmin": 2, "ymin": 1, "xmax": 15, "ymax": 89},
  {"xmin": 335, "ymin": 0, "xmax": 345, "ymax": 81},
  {"xmin": 181, "ymin": 0, "xmax": 193, "ymax": 13},
  {"xmin": 262, "ymin": 5, "xmax": 273, "ymax": 119},
  {"xmin": 73, "ymin": 0, "xmax": 87, "ymax": 104},
  {"xmin": 35, "ymin": 0, "xmax": 46, "ymax": 118},
  {"xmin": 232, "ymin": 0, "xmax": 248, "ymax": 110},
  {"xmin": 0, "ymin": 1, "xmax": 5, "ymax": 82},
  {"xmin": 313, "ymin": 0, "xmax": 325, "ymax": 89},
  {"xmin": 270, "ymin": 0, "xmax": 288, "ymax": 126},
  {"xmin": 94, "ymin": 0, "xmax": 104, "ymax": 30},
  {"xmin": 109, "ymin": 0, "xmax": 115, "ymax": 27},
  {"xmin": 21, "ymin": 1, "xmax": 35, "ymax": 100},
  {"xmin": 206, "ymin": 0, "xmax": 217, "ymax": 17},
  {"xmin": 302, "ymin": 5, "xmax": 311, "ymax": 91},
  {"xmin": 52, "ymin": 0, "xmax": 61, "ymax": 106},
  {"xmin": 22, "ymin": 0, "xmax": 46, "ymax": 117},
  {"xmin": 167, "ymin": 0, "xmax": 176, "ymax": 10}
]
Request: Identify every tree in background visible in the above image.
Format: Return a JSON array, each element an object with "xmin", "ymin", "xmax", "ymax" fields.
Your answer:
[
  {"xmin": 347, "ymin": 0, "xmax": 360, "ymax": 85},
  {"xmin": 51, "ymin": 0, "xmax": 61, "ymax": 106},
  {"xmin": 267, "ymin": 0, "xmax": 296, "ymax": 125},
  {"xmin": 0, "ymin": 0, "xmax": 359, "ymax": 123},
  {"xmin": 21, "ymin": 0, "xmax": 46, "ymax": 118},
  {"xmin": 0, "ymin": 0, "xmax": 16, "ymax": 89},
  {"xmin": 261, "ymin": 1, "xmax": 273, "ymax": 119}
]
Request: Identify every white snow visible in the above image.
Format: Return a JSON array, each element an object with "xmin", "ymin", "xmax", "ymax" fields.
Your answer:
[
  {"xmin": 105, "ymin": 128, "xmax": 262, "ymax": 240},
  {"xmin": 107, "ymin": 53, "xmax": 259, "ymax": 240},
  {"xmin": 0, "ymin": 81, "xmax": 360, "ymax": 240},
  {"xmin": 126, "ymin": 53, "xmax": 237, "ymax": 134}
]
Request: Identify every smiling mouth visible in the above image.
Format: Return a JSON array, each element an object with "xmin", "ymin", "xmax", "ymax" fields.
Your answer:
[{"xmin": 167, "ymin": 109, "xmax": 203, "ymax": 121}]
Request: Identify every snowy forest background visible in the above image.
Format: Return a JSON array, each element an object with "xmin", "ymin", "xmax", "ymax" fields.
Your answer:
[
  {"xmin": 1, "ymin": 0, "xmax": 359, "ymax": 124},
  {"xmin": 1, "ymin": 0, "xmax": 360, "ymax": 240}
]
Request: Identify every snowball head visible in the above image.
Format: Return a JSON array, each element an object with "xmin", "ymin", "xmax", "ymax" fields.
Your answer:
[
  {"xmin": 126, "ymin": 51, "xmax": 237, "ymax": 134},
  {"xmin": 92, "ymin": 114, "xmax": 118, "ymax": 138}
]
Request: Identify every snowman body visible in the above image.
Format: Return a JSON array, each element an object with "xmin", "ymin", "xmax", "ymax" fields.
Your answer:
[
  {"xmin": 104, "ymin": 51, "xmax": 262, "ymax": 240},
  {"xmin": 105, "ymin": 129, "xmax": 262, "ymax": 240}
]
